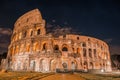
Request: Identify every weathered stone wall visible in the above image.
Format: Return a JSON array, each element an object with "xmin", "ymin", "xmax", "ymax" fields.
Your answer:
[{"xmin": 7, "ymin": 9, "xmax": 112, "ymax": 72}]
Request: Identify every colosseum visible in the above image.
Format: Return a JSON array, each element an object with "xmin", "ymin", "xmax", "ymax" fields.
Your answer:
[{"xmin": 6, "ymin": 9, "xmax": 112, "ymax": 72}]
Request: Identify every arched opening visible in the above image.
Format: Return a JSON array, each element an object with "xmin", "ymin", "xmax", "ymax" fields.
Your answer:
[
  {"xmin": 30, "ymin": 31, "xmax": 33, "ymax": 36},
  {"xmin": 77, "ymin": 37, "xmax": 79, "ymax": 40},
  {"xmin": 103, "ymin": 63, "xmax": 105, "ymax": 69},
  {"xmin": 89, "ymin": 62, "xmax": 93, "ymax": 69},
  {"xmin": 100, "ymin": 63, "xmax": 102, "ymax": 69},
  {"xmin": 93, "ymin": 49, "xmax": 97, "ymax": 58},
  {"xmin": 23, "ymin": 31, "xmax": 27, "ymax": 38},
  {"xmin": 83, "ymin": 48, "xmax": 86, "ymax": 57},
  {"xmin": 40, "ymin": 59, "xmax": 47, "ymax": 72},
  {"xmin": 62, "ymin": 62, "xmax": 67, "ymax": 69},
  {"xmin": 62, "ymin": 47, "xmax": 68, "ymax": 51},
  {"xmin": 23, "ymin": 61, "xmax": 27, "ymax": 71},
  {"xmin": 77, "ymin": 48, "xmax": 80, "ymax": 53},
  {"xmin": 89, "ymin": 49, "xmax": 92, "ymax": 58},
  {"xmin": 37, "ymin": 29, "xmax": 41, "ymax": 35},
  {"xmin": 42, "ymin": 43, "xmax": 47, "ymax": 51},
  {"xmin": 84, "ymin": 61, "xmax": 88, "ymax": 70},
  {"xmin": 30, "ymin": 60, "xmax": 35, "ymax": 71},
  {"xmin": 17, "ymin": 61, "xmax": 21, "ymax": 70},
  {"xmin": 62, "ymin": 44, "xmax": 68, "ymax": 51},
  {"xmin": 54, "ymin": 45, "xmax": 59, "ymax": 51},
  {"xmin": 50, "ymin": 60, "xmax": 57, "ymax": 72},
  {"xmin": 71, "ymin": 61, "xmax": 77, "ymax": 70},
  {"xmin": 82, "ymin": 42, "xmax": 86, "ymax": 47},
  {"xmin": 72, "ymin": 48, "xmax": 75, "ymax": 53}
]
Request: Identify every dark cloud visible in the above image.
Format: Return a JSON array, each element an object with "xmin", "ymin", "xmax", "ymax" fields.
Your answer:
[
  {"xmin": 0, "ymin": 28, "xmax": 12, "ymax": 54},
  {"xmin": 46, "ymin": 23, "xmax": 81, "ymax": 37},
  {"xmin": 0, "ymin": 28, "xmax": 12, "ymax": 35}
]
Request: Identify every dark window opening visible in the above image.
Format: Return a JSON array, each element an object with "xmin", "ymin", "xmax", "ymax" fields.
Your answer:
[
  {"xmin": 30, "ymin": 31, "xmax": 33, "ymax": 36},
  {"xmin": 77, "ymin": 37, "xmax": 79, "ymax": 40},
  {"xmin": 43, "ymin": 43, "xmax": 47, "ymax": 50},
  {"xmin": 62, "ymin": 47, "xmax": 68, "ymax": 51},
  {"xmin": 82, "ymin": 42, "xmax": 86, "ymax": 47},
  {"xmin": 37, "ymin": 29, "xmax": 41, "ymax": 35},
  {"xmin": 23, "ymin": 31, "xmax": 27, "ymax": 38},
  {"xmin": 89, "ymin": 49, "xmax": 92, "ymax": 58},
  {"xmin": 88, "ymin": 38, "xmax": 90, "ymax": 41},
  {"xmin": 54, "ymin": 45, "xmax": 59, "ymax": 51},
  {"xmin": 63, "ymin": 35, "xmax": 66, "ymax": 38},
  {"xmin": 83, "ymin": 48, "xmax": 86, "ymax": 57},
  {"xmin": 62, "ymin": 63, "xmax": 67, "ymax": 69},
  {"xmin": 94, "ymin": 49, "xmax": 97, "ymax": 58}
]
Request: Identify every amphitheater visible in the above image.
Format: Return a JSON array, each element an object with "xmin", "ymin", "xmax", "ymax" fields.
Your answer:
[{"xmin": 6, "ymin": 9, "xmax": 112, "ymax": 72}]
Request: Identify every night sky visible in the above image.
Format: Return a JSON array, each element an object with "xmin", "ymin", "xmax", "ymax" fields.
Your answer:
[{"xmin": 0, "ymin": 0, "xmax": 120, "ymax": 55}]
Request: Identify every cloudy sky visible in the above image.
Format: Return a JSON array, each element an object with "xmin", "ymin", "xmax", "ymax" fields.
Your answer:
[{"xmin": 0, "ymin": 0, "xmax": 120, "ymax": 55}]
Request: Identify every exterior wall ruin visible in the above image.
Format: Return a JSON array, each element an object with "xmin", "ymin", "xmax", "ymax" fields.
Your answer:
[{"xmin": 7, "ymin": 9, "xmax": 112, "ymax": 72}]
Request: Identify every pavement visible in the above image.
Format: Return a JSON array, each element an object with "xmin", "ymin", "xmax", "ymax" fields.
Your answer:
[{"xmin": 40, "ymin": 73, "xmax": 85, "ymax": 80}]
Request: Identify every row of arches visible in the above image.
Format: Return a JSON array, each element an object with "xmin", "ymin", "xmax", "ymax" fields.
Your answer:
[
  {"xmin": 29, "ymin": 59, "xmax": 79, "ymax": 72},
  {"xmin": 12, "ymin": 28, "xmax": 41, "ymax": 42},
  {"xmin": 9, "ymin": 42, "xmax": 108, "ymax": 60},
  {"xmin": 83, "ymin": 48, "xmax": 108, "ymax": 60},
  {"xmin": 14, "ymin": 58, "xmax": 108, "ymax": 72}
]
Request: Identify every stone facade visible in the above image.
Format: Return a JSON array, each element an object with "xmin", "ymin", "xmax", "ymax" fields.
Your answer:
[{"xmin": 7, "ymin": 9, "xmax": 112, "ymax": 72}]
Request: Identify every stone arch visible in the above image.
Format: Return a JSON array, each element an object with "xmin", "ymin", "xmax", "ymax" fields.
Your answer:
[
  {"xmin": 93, "ymin": 49, "xmax": 97, "ymax": 58},
  {"xmin": 40, "ymin": 59, "xmax": 47, "ymax": 72},
  {"xmin": 72, "ymin": 48, "xmax": 75, "ymax": 53},
  {"xmin": 30, "ymin": 60, "xmax": 35, "ymax": 71},
  {"xmin": 83, "ymin": 61, "xmax": 88, "ymax": 70},
  {"xmin": 17, "ymin": 61, "xmax": 21, "ymax": 70},
  {"xmin": 62, "ymin": 44, "xmax": 68, "ymax": 51},
  {"xmin": 50, "ymin": 59, "xmax": 57, "ymax": 72},
  {"xmin": 23, "ymin": 60, "xmax": 28, "ymax": 70},
  {"xmin": 62, "ymin": 47, "xmax": 68, "ymax": 51},
  {"xmin": 83, "ymin": 48, "xmax": 87, "ymax": 57},
  {"xmin": 22, "ymin": 31, "xmax": 27, "ymax": 38},
  {"xmin": 54, "ymin": 45, "xmax": 59, "ymax": 51},
  {"xmin": 30, "ymin": 30, "xmax": 33, "ymax": 36},
  {"xmin": 82, "ymin": 42, "xmax": 86, "ymax": 47},
  {"xmin": 42, "ymin": 43, "xmax": 47, "ymax": 51},
  {"xmin": 103, "ymin": 63, "xmax": 105, "ymax": 69},
  {"xmin": 37, "ymin": 29, "xmax": 41, "ymax": 35},
  {"xmin": 100, "ymin": 63, "xmax": 102, "ymax": 69},
  {"xmin": 62, "ymin": 62, "xmax": 68, "ymax": 69},
  {"xmin": 88, "ymin": 48, "xmax": 92, "ymax": 58},
  {"xmin": 89, "ymin": 62, "xmax": 94, "ymax": 69},
  {"xmin": 71, "ymin": 60, "xmax": 78, "ymax": 70}
]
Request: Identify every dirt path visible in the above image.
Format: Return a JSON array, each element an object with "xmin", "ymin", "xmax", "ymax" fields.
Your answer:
[{"xmin": 40, "ymin": 73, "xmax": 85, "ymax": 80}]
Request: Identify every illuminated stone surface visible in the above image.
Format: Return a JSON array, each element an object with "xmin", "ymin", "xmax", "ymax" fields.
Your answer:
[{"xmin": 6, "ymin": 9, "xmax": 112, "ymax": 72}]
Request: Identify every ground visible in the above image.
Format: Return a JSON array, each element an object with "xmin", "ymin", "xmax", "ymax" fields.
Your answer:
[
  {"xmin": 40, "ymin": 73, "xmax": 85, "ymax": 80},
  {"xmin": 0, "ymin": 71, "xmax": 120, "ymax": 80}
]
